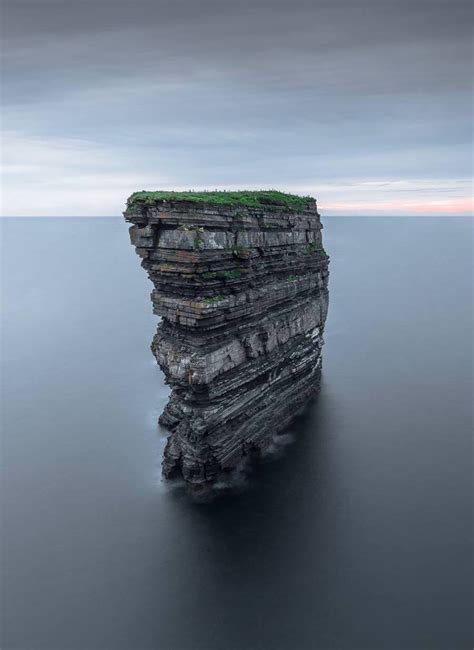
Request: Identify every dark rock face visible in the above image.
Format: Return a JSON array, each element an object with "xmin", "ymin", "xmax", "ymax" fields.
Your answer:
[{"xmin": 124, "ymin": 195, "xmax": 329, "ymax": 491}]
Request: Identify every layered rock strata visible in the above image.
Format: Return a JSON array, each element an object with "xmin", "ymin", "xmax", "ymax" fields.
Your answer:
[{"xmin": 124, "ymin": 192, "xmax": 329, "ymax": 491}]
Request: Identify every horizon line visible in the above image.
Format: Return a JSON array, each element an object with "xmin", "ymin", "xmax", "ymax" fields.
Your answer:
[{"xmin": 1, "ymin": 214, "xmax": 473, "ymax": 219}]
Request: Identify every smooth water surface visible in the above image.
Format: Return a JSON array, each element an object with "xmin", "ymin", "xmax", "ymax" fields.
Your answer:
[{"xmin": 1, "ymin": 217, "xmax": 472, "ymax": 650}]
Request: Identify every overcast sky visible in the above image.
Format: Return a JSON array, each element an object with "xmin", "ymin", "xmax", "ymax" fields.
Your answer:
[{"xmin": 1, "ymin": 0, "xmax": 472, "ymax": 215}]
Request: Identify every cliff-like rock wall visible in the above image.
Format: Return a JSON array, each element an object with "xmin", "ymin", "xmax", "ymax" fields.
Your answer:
[{"xmin": 124, "ymin": 191, "xmax": 329, "ymax": 491}]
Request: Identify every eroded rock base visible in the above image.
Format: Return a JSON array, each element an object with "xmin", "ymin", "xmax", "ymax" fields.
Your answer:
[{"xmin": 124, "ymin": 194, "xmax": 329, "ymax": 492}]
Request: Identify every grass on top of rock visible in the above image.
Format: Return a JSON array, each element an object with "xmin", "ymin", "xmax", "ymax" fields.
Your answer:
[{"xmin": 127, "ymin": 190, "xmax": 316, "ymax": 210}]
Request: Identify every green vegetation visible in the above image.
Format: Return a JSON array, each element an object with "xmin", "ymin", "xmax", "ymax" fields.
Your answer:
[
  {"xmin": 202, "ymin": 269, "xmax": 242, "ymax": 280},
  {"xmin": 193, "ymin": 228, "xmax": 204, "ymax": 250},
  {"xmin": 306, "ymin": 242, "xmax": 327, "ymax": 256},
  {"xmin": 127, "ymin": 190, "xmax": 315, "ymax": 210},
  {"xmin": 176, "ymin": 224, "xmax": 204, "ymax": 248},
  {"xmin": 288, "ymin": 275, "xmax": 298, "ymax": 281},
  {"xmin": 231, "ymin": 244, "xmax": 250, "ymax": 257},
  {"xmin": 202, "ymin": 295, "xmax": 225, "ymax": 304},
  {"xmin": 221, "ymin": 269, "xmax": 242, "ymax": 279}
]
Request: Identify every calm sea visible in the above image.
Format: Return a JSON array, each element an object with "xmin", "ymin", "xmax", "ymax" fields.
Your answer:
[{"xmin": 1, "ymin": 217, "xmax": 472, "ymax": 650}]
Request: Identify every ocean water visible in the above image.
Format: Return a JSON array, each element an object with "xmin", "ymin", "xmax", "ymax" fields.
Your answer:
[{"xmin": 1, "ymin": 216, "xmax": 472, "ymax": 650}]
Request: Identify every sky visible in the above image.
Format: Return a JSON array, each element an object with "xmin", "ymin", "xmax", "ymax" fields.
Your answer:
[{"xmin": 1, "ymin": 0, "xmax": 472, "ymax": 216}]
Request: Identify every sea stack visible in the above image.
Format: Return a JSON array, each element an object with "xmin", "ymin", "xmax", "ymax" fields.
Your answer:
[{"xmin": 124, "ymin": 191, "xmax": 329, "ymax": 491}]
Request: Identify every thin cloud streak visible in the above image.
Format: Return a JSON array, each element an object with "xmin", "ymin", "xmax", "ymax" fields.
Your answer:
[{"xmin": 1, "ymin": 131, "xmax": 472, "ymax": 216}]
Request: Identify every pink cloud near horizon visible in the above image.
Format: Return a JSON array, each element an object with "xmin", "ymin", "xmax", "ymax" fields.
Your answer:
[{"xmin": 321, "ymin": 197, "xmax": 473, "ymax": 216}]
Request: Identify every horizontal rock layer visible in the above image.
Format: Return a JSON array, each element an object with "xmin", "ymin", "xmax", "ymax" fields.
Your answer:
[{"xmin": 124, "ymin": 195, "xmax": 329, "ymax": 491}]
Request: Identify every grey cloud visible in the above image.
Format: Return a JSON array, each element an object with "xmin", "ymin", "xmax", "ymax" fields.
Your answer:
[
  {"xmin": 3, "ymin": 0, "xmax": 472, "ymax": 94},
  {"xmin": 1, "ymin": 0, "xmax": 472, "ymax": 215}
]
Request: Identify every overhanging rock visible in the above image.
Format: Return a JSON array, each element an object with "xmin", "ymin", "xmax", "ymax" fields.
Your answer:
[{"xmin": 124, "ymin": 191, "xmax": 329, "ymax": 492}]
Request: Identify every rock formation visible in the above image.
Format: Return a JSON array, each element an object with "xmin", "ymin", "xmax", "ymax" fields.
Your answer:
[{"xmin": 124, "ymin": 191, "xmax": 329, "ymax": 492}]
